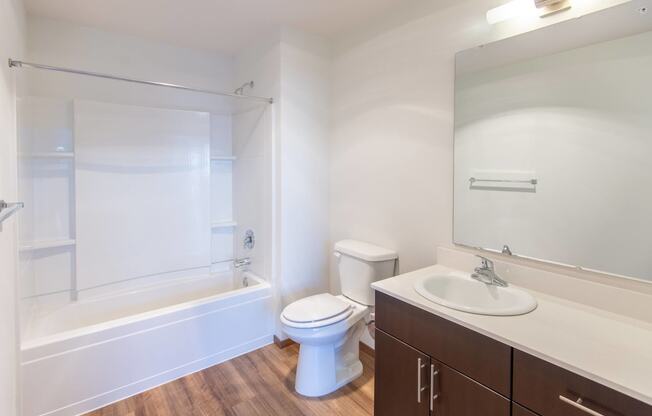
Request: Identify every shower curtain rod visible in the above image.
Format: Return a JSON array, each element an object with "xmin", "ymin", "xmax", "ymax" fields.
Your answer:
[{"xmin": 8, "ymin": 59, "xmax": 274, "ymax": 104}]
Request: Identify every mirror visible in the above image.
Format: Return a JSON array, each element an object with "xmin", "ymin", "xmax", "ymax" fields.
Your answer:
[{"xmin": 454, "ymin": 2, "xmax": 652, "ymax": 281}]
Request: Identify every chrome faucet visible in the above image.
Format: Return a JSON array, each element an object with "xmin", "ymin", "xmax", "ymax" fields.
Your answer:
[
  {"xmin": 472, "ymin": 255, "xmax": 508, "ymax": 287},
  {"xmin": 234, "ymin": 257, "xmax": 251, "ymax": 269}
]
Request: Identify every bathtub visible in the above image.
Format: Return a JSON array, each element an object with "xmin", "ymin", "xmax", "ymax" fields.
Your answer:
[{"xmin": 21, "ymin": 271, "xmax": 274, "ymax": 416}]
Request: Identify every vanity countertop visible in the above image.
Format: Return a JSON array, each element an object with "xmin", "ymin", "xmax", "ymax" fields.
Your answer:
[{"xmin": 371, "ymin": 264, "xmax": 652, "ymax": 406}]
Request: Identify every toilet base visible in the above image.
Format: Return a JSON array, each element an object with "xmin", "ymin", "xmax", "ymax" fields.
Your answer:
[{"xmin": 294, "ymin": 322, "xmax": 365, "ymax": 397}]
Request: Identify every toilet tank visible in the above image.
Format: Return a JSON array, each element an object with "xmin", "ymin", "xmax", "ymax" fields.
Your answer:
[{"xmin": 334, "ymin": 240, "xmax": 398, "ymax": 306}]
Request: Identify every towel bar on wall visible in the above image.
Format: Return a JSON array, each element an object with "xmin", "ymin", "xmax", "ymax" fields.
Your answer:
[
  {"xmin": 0, "ymin": 200, "xmax": 24, "ymax": 231},
  {"xmin": 469, "ymin": 177, "xmax": 538, "ymax": 185}
]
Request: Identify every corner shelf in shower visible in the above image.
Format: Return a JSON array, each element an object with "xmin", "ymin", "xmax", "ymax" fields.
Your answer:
[
  {"xmin": 211, "ymin": 221, "xmax": 237, "ymax": 229},
  {"xmin": 210, "ymin": 156, "xmax": 237, "ymax": 161},
  {"xmin": 19, "ymin": 238, "xmax": 76, "ymax": 252},
  {"xmin": 19, "ymin": 152, "xmax": 75, "ymax": 159}
]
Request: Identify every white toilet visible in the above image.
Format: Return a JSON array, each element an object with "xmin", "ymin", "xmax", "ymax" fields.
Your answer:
[{"xmin": 280, "ymin": 239, "xmax": 397, "ymax": 397}]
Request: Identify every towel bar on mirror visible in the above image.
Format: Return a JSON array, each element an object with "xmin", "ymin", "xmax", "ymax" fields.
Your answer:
[
  {"xmin": 469, "ymin": 177, "xmax": 538, "ymax": 185},
  {"xmin": 0, "ymin": 200, "xmax": 24, "ymax": 231}
]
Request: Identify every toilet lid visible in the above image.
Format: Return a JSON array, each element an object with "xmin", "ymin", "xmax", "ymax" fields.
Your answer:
[{"xmin": 282, "ymin": 293, "xmax": 352, "ymax": 324}]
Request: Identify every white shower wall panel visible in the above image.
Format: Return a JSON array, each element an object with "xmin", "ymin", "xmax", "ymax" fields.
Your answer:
[
  {"xmin": 232, "ymin": 106, "xmax": 270, "ymax": 278},
  {"xmin": 17, "ymin": 97, "xmax": 73, "ymax": 153},
  {"xmin": 27, "ymin": 248, "xmax": 74, "ymax": 296},
  {"xmin": 29, "ymin": 159, "xmax": 74, "ymax": 241},
  {"xmin": 74, "ymin": 100, "xmax": 212, "ymax": 290},
  {"xmin": 211, "ymin": 160, "xmax": 234, "ymax": 222},
  {"xmin": 212, "ymin": 228, "xmax": 235, "ymax": 263},
  {"xmin": 210, "ymin": 113, "xmax": 233, "ymax": 157}
]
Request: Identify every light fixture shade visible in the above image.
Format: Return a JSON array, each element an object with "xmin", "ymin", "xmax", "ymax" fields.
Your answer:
[
  {"xmin": 486, "ymin": 0, "xmax": 571, "ymax": 24},
  {"xmin": 486, "ymin": 0, "xmax": 536, "ymax": 25},
  {"xmin": 534, "ymin": 0, "xmax": 563, "ymax": 7}
]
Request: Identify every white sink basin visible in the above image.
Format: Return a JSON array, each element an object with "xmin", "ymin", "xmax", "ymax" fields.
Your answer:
[{"xmin": 414, "ymin": 274, "xmax": 537, "ymax": 316}]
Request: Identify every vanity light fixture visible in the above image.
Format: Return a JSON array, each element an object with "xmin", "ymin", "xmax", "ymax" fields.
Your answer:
[{"xmin": 486, "ymin": 0, "xmax": 572, "ymax": 24}]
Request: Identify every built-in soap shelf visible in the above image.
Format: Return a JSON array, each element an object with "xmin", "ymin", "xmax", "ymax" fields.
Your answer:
[
  {"xmin": 211, "ymin": 221, "xmax": 237, "ymax": 229},
  {"xmin": 210, "ymin": 155, "xmax": 237, "ymax": 161},
  {"xmin": 20, "ymin": 152, "xmax": 75, "ymax": 159},
  {"xmin": 22, "ymin": 153, "xmax": 234, "ymax": 161},
  {"xmin": 20, "ymin": 239, "xmax": 76, "ymax": 252}
]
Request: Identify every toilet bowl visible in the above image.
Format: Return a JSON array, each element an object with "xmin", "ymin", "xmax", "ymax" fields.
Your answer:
[
  {"xmin": 281, "ymin": 294, "xmax": 369, "ymax": 397},
  {"xmin": 280, "ymin": 240, "xmax": 397, "ymax": 397}
]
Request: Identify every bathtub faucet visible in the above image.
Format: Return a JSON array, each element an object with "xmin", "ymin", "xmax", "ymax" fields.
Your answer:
[{"xmin": 234, "ymin": 257, "xmax": 251, "ymax": 269}]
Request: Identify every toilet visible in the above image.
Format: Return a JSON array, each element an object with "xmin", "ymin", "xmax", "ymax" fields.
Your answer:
[{"xmin": 280, "ymin": 239, "xmax": 398, "ymax": 397}]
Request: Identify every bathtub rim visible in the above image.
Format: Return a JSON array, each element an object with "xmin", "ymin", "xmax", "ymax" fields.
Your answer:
[{"xmin": 21, "ymin": 270, "xmax": 270, "ymax": 352}]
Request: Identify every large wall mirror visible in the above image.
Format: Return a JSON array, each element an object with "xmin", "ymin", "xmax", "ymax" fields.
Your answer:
[{"xmin": 454, "ymin": 2, "xmax": 652, "ymax": 281}]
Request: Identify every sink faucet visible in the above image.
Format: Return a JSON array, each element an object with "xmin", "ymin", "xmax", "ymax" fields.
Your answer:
[{"xmin": 472, "ymin": 255, "xmax": 508, "ymax": 287}]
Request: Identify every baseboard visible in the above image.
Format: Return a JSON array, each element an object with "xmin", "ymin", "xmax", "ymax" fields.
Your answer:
[
  {"xmin": 274, "ymin": 335, "xmax": 295, "ymax": 349},
  {"xmin": 359, "ymin": 341, "xmax": 375, "ymax": 357}
]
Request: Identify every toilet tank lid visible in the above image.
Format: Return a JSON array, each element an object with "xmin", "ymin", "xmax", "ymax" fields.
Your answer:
[{"xmin": 334, "ymin": 240, "xmax": 398, "ymax": 262}]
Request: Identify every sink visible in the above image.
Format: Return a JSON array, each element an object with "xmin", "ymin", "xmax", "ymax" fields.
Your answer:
[{"xmin": 414, "ymin": 274, "xmax": 537, "ymax": 316}]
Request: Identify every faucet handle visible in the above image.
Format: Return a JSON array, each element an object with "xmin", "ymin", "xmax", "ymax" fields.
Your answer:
[{"xmin": 475, "ymin": 254, "xmax": 494, "ymax": 269}]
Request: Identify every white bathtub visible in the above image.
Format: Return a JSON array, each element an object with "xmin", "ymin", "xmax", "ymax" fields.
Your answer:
[{"xmin": 21, "ymin": 271, "xmax": 274, "ymax": 416}]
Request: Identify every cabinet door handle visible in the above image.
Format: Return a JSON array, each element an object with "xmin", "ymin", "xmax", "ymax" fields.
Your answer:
[
  {"xmin": 559, "ymin": 395, "xmax": 605, "ymax": 416},
  {"xmin": 430, "ymin": 365, "xmax": 439, "ymax": 412},
  {"xmin": 417, "ymin": 358, "xmax": 427, "ymax": 403}
]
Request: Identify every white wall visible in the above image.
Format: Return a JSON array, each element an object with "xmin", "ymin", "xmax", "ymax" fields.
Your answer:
[
  {"xmin": 234, "ymin": 28, "xmax": 331, "ymax": 340},
  {"xmin": 234, "ymin": 35, "xmax": 283, "ymax": 337},
  {"xmin": 328, "ymin": 0, "xmax": 634, "ymax": 291},
  {"xmin": 330, "ymin": 1, "xmax": 486, "ymax": 292},
  {"xmin": 233, "ymin": 34, "xmax": 280, "ymax": 285},
  {"xmin": 0, "ymin": 1, "xmax": 26, "ymax": 414},
  {"xmin": 25, "ymin": 16, "xmax": 234, "ymax": 109},
  {"xmin": 278, "ymin": 28, "xmax": 332, "ymax": 306}
]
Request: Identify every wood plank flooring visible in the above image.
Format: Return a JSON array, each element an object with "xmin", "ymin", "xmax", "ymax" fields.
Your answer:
[{"xmin": 85, "ymin": 343, "xmax": 374, "ymax": 416}]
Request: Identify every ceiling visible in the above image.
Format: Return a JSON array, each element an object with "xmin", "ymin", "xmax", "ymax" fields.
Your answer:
[{"xmin": 25, "ymin": 0, "xmax": 417, "ymax": 54}]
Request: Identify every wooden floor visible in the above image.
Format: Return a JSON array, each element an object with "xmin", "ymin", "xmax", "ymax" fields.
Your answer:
[{"xmin": 85, "ymin": 343, "xmax": 374, "ymax": 416}]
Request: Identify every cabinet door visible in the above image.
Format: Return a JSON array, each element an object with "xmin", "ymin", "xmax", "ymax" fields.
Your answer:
[
  {"xmin": 513, "ymin": 404, "xmax": 541, "ymax": 416},
  {"xmin": 432, "ymin": 359, "xmax": 510, "ymax": 416},
  {"xmin": 375, "ymin": 330, "xmax": 431, "ymax": 416}
]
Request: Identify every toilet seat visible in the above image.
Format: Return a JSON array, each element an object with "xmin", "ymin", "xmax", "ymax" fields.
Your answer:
[{"xmin": 282, "ymin": 293, "xmax": 354, "ymax": 329}]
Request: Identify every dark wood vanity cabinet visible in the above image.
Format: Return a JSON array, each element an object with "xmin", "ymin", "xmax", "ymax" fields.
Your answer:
[
  {"xmin": 374, "ymin": 292, "xmax": 652, "ymax": 416},
  {"xmin": 375, "ymin": 292, "xmax": 510, "ymax": 416},
  {"xmin": 375, "ymin": 330, "xmax": 509, "ymax": 416}
]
